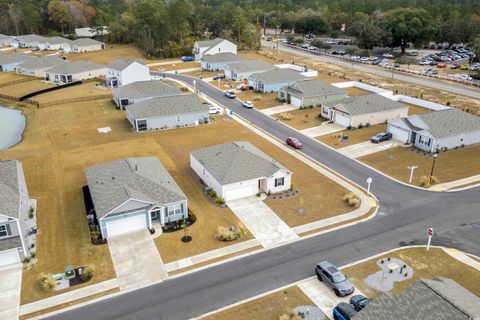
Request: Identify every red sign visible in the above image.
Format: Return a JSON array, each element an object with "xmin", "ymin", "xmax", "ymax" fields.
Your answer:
[
  {"xmin": 427, "ymin": 228, "xmax": 433, "ymax": 236},
  {"xmin": 341, "ymin": 23, "xmax": 347, "ymax": 31}
]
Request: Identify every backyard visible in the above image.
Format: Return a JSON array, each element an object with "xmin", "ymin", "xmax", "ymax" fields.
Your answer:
[
  {"xmin": 236, "ymin": 91, "xmax": 279, "ymax": 110},
  {"xmin": 272, "ymin": 107, "xmax": 325, "ymax": 130},
  {"xmin": 317, "ymin": 124, "xmax": 387, "ymax": 149},
  {"xmin": 32, "ymin": 81, "xmax": 111, "ymax": 105},
  {"xmin": 1, "ymin": 80, "xmax": 55, "ymax": 98}
]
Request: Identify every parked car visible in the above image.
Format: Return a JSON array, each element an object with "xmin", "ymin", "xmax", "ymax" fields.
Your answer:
[
  {"xmin": 406, "ymin": 51, "xmax": 418, "ymax": 56},
  {"xmin": 213, "ymin": 74, "xmax": 225, "ymax": 80},
  {"xmin": 370, "ymin": 132, "xmax": 392, "ymax": 143},
  {"xmin": 437, "ymin": 63, "xmax": 447, "ymax": 68},
  {"xmin": 315, "ymin": 261, "xmax": 355, "ymax": 296},
  {"xmin": 181, "ymin": 56, "xmax": 194, "ymax": 62},
  {"xmin": 242, "ymin": 101, "xmax": 254, "ymax": 109},
  {"xmin": 382, "ymin": 53, "xmax": 394, "ymax": 59},
  {"xmin": 225, "ymin": 90, "xmax": 236, "ymax": 98},
  {"xmin": 460, "ymin": 65, "xmax": 470, "ymax": 70},
  {"xmin": 350, "ymin": 294, "xmax": 372, "ymax": 311},
  {"xmin": 333, "ymin": 302, "xmax": 357, "ymax": 320},
  {"xmin": 393, "ymin": 63, "xmax": 401, "ymax": 68},
  {"xmin": 450, "ymin": 63, "xmax": 460, "ymax": 69},
  {"xmin": 286, "ymin": 137, "xmax": 303, "ymax": 149},
  {"xmin": 208, "ymin": 105, "xmax": 223, "ymax": 115},
  {"xmin": 459, "ymin": 75, "xmax": 472, "ymax": 81}
]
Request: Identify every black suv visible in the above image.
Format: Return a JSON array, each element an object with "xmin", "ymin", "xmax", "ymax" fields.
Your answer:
[{"xmin": 370, "ymin": 132, "xmax": 392, "ymax": 144}]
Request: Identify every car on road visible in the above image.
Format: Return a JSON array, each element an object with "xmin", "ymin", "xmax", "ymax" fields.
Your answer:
[
  {"xmin": 437, "ymin": 63, "xmax": 447, "ymax": 68},
  {"xmin": 181, "ymin": 56, "xmax": 194, "ymax": 62},
  {"xmin": 450, "ymin": 63, "xmax": 460, "ymax": 69},
  {"xmin": 315, "ymin": 261, "xmax": 355, "ymax": 296},
  {"xmin": 208, "ymin": 105, "xmax": 223, "ymax": 115},
  {"xmin": 213, "ymin": 74, "xmax": 226, "ymax": 80},
  {"xmin": 225, "ymin": 90, "xmax": 236, "ymax": 98},
  {"xmin": 383, "ymin": 53, "xmax": 394, "ymax": 59},
  {"xmin": 333, "ymin": 302, "xmax": 357, "ymax": 320},
  {"xmin": 370, "ymin": 132, "xmax": 392, "ymax": 143},
  {"xmin": 286, "ymin": 137, "xmax": 303, "ymax": 149},
  {"xmin": 242, "ymin": 101, "xmax": 254, "ymax": 109},
  {"xmin": 349, "ymin": 294, "xmax": 371, "ymax": 311}
]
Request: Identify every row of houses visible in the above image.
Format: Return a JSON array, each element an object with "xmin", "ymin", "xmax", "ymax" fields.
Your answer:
[{"xmin": 0, "ymin": 33, "xmax": 104, "ymax": 53}]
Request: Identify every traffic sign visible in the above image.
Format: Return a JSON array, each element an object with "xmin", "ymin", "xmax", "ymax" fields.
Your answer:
[
  {"xmin": 427, "ymin": 227, "xmax": 433, "ymax": 236},
  {"xmin": 427, "ymin": 227, "xmax": 433, "ymax": 250}
]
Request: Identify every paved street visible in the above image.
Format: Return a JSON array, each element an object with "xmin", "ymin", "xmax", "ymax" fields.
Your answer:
[{"xmin": 46, "ymin": 74, "xmax": 480, "ymax": 320}]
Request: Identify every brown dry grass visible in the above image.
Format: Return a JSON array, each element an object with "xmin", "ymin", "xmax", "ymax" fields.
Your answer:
[
  {"xmin": 202, "ymin": 285, "xmax": 314, "ymax": 320},
  {"xmin": 183, "ymin": 70, "xmax": 218, "ymax": 78},
  {"xmin": 33, "ymin": 82, "xmax": 111, "ymax": 104},
  {"xmin": 317, "ymin": 124, "xmax": 387, "ymax": 149},
  {"xmin": 343, "ymin": 247, "xmax": 480, "ymax": 298},
  {"xmin": 1, "ymin": 80, "xmax": 55, "ymax": 98},
  {"xmin": 0, "ymin": 71, "xmax": 31, "ymax": 85},
  {"xmin": 401, "ymin": 103, "xmax": 432, "ymax": 115},
  {"xmin": 346, "ymin": 87, "xmax": 370, "ymax": 97},
  {"xmin": 156, "ymin": 61, "xmax": 199, "ymax": 72},
  {"xmin": 63, "ymin": 44, "xmax": 165, "ymax": 64},
  {"xmin": 272, "ymin": 107, "xmax": 324, "ymax": 130},
  {"xmin": 359, "ymin": 144, "xmax": 480, "ymax": 186},
  {"xmin": 236, "ymin": 91, "xmax": 279, "ymax": 110}
]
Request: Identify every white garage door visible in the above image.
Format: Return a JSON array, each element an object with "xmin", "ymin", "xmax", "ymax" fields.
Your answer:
[
  {"xmin": 291, "ymin": 96, "xmax": 302, "ymax": 107},
  {"xmin": 105, "ymin": 214, "xmax": 147, "ymax": 238},
  {"xmin": 334, "ymin": 113, "xmax": 351, "ymax": 127},
  {"xmin": 0, "ymin": 248, "xmax": 20, "ymax": 267},
  {"xmin": 389, "ymin": 126, "xmax": 410, "ymax": 143},
  {"xmin": 224, "ymin": 185, "xmax": 255, "ymax": 201}
]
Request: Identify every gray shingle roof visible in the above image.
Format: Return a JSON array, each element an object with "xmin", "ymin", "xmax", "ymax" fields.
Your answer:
[
  {"xmin": 45, "ymin": 60, "xmax": 104, "ymax": 75},
  {"xmin": 191, "ymin": 141, "xmax": 290, "ymax": 185},
  {"xmin": 0, "ymin": 160, "xmax": 22, "ymax": 218},
  {"xmin": 107, "ymin": 59, "xmax": 144, "ymax": 71},
  {"xmin": 0, "ymin": 34, "xmax": 10, "ymax": 40},
  {"xmin": 113, "ymin": 80, "xmax": 181, "ymax": 100},
  {"xmin": 18, "ymin": 56, "xmax": 64, "ymax": 70},
  {"xmin": 201, "ymin": 52, "xmax": 242, "ymax": 64},
  {"xmin": 16, "ymin": 34, "xmax": 47, "ymax": 43},
  {"xmin": 45, "ymin": 36, "xmax": 72, "ymax": 45},
  {"xmin": 417, "ymin": 109, "xmax": 480, "ymax": 139},
  {"xmin": 355, "ymin": 278, "xmax": 480, "ymax": 320},
  {"xmin": 72, "ymin": 38, "xmax": 103, "ymax": 47},
  {"xmin": 85, "ymin": 157, "xmax": 186, "ymax": 219},
  {"xmin": 0, "ymin": 52, "xmax": 31, "ymax": 65},
  {"xmin": 0, "ymin": 236, "xmax": 22, "ymax": 251},
  {"xmin": 280, "ymin": 79, "xmax": 346, "ymax": 98},
  {"xmin": 331, "ymin": 94, "xmax": 407, "ymax": 116},
  {"xmin": 196, "ymin": 38, "xmax": 225, "ymax": 48},
  {"xmin": 249, "ymin": 68, "xmax": 307, "ymax": 84},
  {"xmin": 225, "ymin": 60, "xmax": 276, "ymax": 73},
  {"xmin": 125, "ymin": 94, "xmax": 208, "ymax": 119}
]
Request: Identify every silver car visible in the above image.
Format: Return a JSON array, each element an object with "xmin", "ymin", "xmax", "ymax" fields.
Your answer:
[{"xmin": 315, "ymin": 261, "xmax": 355, "ymax": 296}]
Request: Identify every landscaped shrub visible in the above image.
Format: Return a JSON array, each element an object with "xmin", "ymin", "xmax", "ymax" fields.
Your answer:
[
  {"xmin": 358, "ymin": 123, "xmax": 364, "ymax": 129},
  {"xmin": 214, "ymin": 197, "xmax": 224, "ymax": 205},
  {"xmin": 419, "ymin": 175, "xmax": 439, "ymax": 188},
  {"xmin": 28, "ymin": 206, "xmax": 34, "ymax": 219},
  {"xmin": 207, "ymin": 188, "xmax": 217, "ymax": 198},
  {"xmin": 82, "ymin": 266, "xmax": 94, "ymax": 281},
  {"xmin": 90, "ymin": 224, "xmax": 101, "ymax": 242},
  {"xmin": 215, "ymin": 224, "xmax": 247, "ymax": 241},
  {"xmin": 280, "ymin": 112, "xmax": 292, "ymax": 121},
  {"xmin": 39, "ymin": 273, "xmax": 56, "ymax": 292},
  {"xmin": 279, "ymin": 311, "xmax": 303, "ymax": 320},
  {"xmin": 342, "ymin": 192, "xmax": 360, "ymax": 208}
]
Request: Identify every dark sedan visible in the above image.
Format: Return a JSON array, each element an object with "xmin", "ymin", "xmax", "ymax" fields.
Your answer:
[{"xmin": 370, "ymin": 132, "xmax": 392, "ymax": 144}]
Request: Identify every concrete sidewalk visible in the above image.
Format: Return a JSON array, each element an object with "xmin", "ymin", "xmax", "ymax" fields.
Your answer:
[
  {"xmin": 429, "ymin": 174, "xmax": 480, "ymax": 191},
  {"xmin": 227, "ymin": 197, "xmax": 299, "ymax": 248},
  {"xmin": 164, "ymin": 67, "xmax": 201, "ymax": 74},
  {"xmin": 260, "ymin": 104, "xmax": 298, "ymax": 115},
  {"xmin": 443, "ymin": 248, "xmax": 480, "ymax": 272},
  {"xmin": 338, "ymin": 140, "xmax": 398, "ymax": 159},
  {"xmin": 0, "ymin": 264, "xmax": 22, "ymax": 320},
  {"xmin": 147, "ymin": 60, "xmax": 182, "ymax": 67},
  {"xmin": 300, "ymin": 122, "xmax": 344, "ymax": 138}
]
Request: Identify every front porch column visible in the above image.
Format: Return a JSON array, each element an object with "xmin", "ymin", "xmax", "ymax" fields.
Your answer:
[{"xmin": 160, "ymin": 208, "xmax": 166, "ymax": 226}]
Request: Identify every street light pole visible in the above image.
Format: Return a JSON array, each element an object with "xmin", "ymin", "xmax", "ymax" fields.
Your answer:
[
  {"xmin": 429, "ymin": 153, "xmax": 438, "ymax": 186},
  {"xmin": 407, "ymin": 165, "xmax": 418, "ymax": 184}
]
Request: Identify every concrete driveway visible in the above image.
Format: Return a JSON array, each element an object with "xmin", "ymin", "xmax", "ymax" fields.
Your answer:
[
  {"xmin": 301, "ymin": 122, "xmax": 344, "ymax": 138},
  {"xmin": 260, "ymin": 104, "xmax": 298, "ymax": 115},
  {"xmin": 108, "ymin": 230, "xmax": 167, "ymax": 291},
  {"xmin": 0, "ymin": 264, "xmax": 22, "ymax": 320},
  {"xmin": 338, "ymin": 140, "xmax": 398, "ymax": 158},
  {"xmin": 226, "ymin": 196, "xmax": 298, "ymax": 248}
]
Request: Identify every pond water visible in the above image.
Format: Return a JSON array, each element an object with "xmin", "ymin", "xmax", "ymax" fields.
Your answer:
[{"xmin": 0, "ymin": 106, "xmax": 26, "ymax": 150}]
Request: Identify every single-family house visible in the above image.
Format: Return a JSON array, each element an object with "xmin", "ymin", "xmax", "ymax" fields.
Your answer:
[
  {"xmin": 0, "ymin": 34, "xmax": 13, "ymax": 46},
  {"xmin": 112, "ymin": 80, "xmax": 181, "ymax": 109},
  {"xmin": 388, "ymin": 108, "xmax": 480, "ymax": 152},
  {"xmin": 16, "ymin": 34, "xmax": 47, "ymax": 48},
  {"xmin": 278, "ymin": 80, "xmax": 347, "ymax": 107},
  {"xmin": 322, "ymin": 94, "xmax": 409, "ymax": 128},
  {"xmin": 190, "ymin": 141, "xmax": 292, "ymax": 201},
  {"xmin": 200, "ymin": 52, "xmax": 243, "ymax": 71},
  {"xmin": 0, "ymin": 53, "xmax": 31, "ymax": 72},
  {"xmin": 248, "ymin": 68, "xmax": 308, "ymax": 93},
  {"xmin": 16, "ymin": 56, "xmax": 64, "ymax": 78},
  {"xmin": 193, "ymin": 38, "xmax": 237, "ymax": 60},
  {"xmin": 42, "ymin": 36, "xmax": 73, "ymax": 51},
  {"xmin": 70, "ymin": 38, "xmax": 105, "ymax": 53},
  {"xmin": 105, "ymin": 59, "xmax": 150, "ymax": 88},
  {"xmin": 44, "ymin": 60, "xmax": 105, "ymax": 84},
  {"xmin": 125, "ymin": 94, "xmax": 209, "ymax": 132},
  {"xmin": 224, "ymin": 60, "xmax": 276, "ymax": 81},
  {"xmin": 0, "ymin": 160, "xmax": 34, "ymax": 267},
  {"xmin": 355, "ymin": 277, "xmax": 480, "ymax": 320},
  {"xmin": 75, "ymin": 26, "xmax": 109, "ymax": 38},
  {"xmin": 85, "ymin": 157, "xmax": 188, "ymax": 238}
]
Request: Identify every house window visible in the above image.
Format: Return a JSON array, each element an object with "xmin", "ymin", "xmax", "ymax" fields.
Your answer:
[
  {"xmin": 275, "ymin": 177, "xmax": 285, "ymax": 187},
  {"xmin": 418, "ymin": 135, "xmax": 431, "ymax": 146},
  {"xmin": 168, "ymin": 204, "xmax": 183, "ymax": 216},
  {"xmin": 177, "ymin": 116, "xmax": 181, "ymax": 122},
  {"xmin": 0, "ymin": 225, "xmax": 9, "ymax": 237}
]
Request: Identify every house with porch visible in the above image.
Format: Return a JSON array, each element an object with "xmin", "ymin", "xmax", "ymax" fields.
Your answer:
[
  {"xmin": 224, "ymin": 60, "xmax": 276, "ymax": 82},
  {"xmin": 387, "ymin": 108, "xmax": 480, "ymax": 152},
  {"xmin": 44, "ymin": 60, "xmax": 105, "ymax": 84},
  {"xmin": 112, "ymin": 80, "xmax": 181, "ymax": 109},
  {"xmin": 248, "ymin": 68, "xmax": 308, "ymax": 93},
  {"xmin": 70, "ymin": 38, "xmax": 105, "ymax": 53},
  {"xmin": 0, "ymin": 52, "xmax": 31, "ymax": 72},
  {"xmin": 193, "ymin": 38, "xmax": 237, "ymax": 60},
  {"xmin": 278, "ymin": 80, "xmax": 347, "ymax": 108},
  {"xmin": 16, "ymin": 34, "xmax": 47, "ymax": 48},
  {"xmin": 0, "ymin": 160, "xmax": 35, "ymax": 267},
  {"xmin": 106, "ymin": 59, "xmax": 150, "ymax": 88},
  {"xmin": 16, "ymin": 56, "xmax": 64, "ymax": 78},
  {"xmin": 200, "ymin": 52, "xmax": 242, "ymax": 71},
  {"xmin": 41, "ymin": 36, "xmax": 73, "ymax": 51},
  {"xmin": 190, "ymin": 141, "xmax": 292, "ymax": 201},
  {"xmin": 85, "ymin": 157, "xmax": 188, "ymax": 238}
]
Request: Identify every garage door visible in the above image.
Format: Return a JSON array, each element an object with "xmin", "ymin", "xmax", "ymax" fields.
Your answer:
[
  {"xmin": 0, "ymin": 248, "xmax": 20, "ymax": 267},
  {"xmin": 291, "ymin": 96, "xmax": 302, "ymax": 107},
  {"xmin": 334, "ymin": 113, "xmax": 351, "ymax": 127},
  {"xmin": 105, "ymin": 214, "xmax": 147, "ymax": 238},
  {"xmin": 389, "ymin": 126, "xmax": 410, "ymax": 143},
  {"xmin": 224, "ymin": 185, "xmax": 255, "ymax": 201}
]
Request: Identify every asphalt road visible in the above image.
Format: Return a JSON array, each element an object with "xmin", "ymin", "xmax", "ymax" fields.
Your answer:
[
  {"xmin": 48, "ymin": 75, "xmax": 480, "ymax": 320},
  {"xmin": 268, "ymin": 43, "xmax": 480, "ymax": 99}
]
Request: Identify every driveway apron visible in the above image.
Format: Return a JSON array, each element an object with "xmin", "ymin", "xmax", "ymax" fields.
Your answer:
[
  {"xmin": 108, "ymin": 230, "xmax": 167, "ymax": 291},
  {"xmin": 226, "ymin": 196, "xmax": 298, "ymax": 248},
  {"xmin": 0, "ymin": 263, "xmax": 22, "ymax": 320},
  {"xmin": 338, "ymin": 140, "xmax": 398, "ymax": 158}
]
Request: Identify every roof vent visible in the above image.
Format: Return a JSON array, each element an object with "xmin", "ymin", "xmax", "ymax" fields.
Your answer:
[{"xmin": 135, "ymin": 165, "xmax": 138, "ymax": 171}]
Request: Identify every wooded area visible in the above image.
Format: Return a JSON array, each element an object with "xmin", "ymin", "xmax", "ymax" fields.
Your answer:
[{"xmin": 0, "ymin": 0, "xmax": 479, "ymax": 57}]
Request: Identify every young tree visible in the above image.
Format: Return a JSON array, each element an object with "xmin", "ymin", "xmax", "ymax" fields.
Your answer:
[{"xmin": 47, "ymin": 0, "xmax": 72, "ymax": 34}]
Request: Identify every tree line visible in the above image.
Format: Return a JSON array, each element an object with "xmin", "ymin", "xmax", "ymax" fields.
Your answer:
[{"xmin": 0, "ymin": 0, "xmax": 478, "ymax": 57}]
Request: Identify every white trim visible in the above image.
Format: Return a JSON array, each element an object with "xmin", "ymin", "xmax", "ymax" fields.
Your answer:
[
  {"xmin": 100, "ymin": 198, "xmax": 153, "ymax": 220},
  {"xmin": 16, "ymin": 219, "xmax": 27, "ymax": 259}
]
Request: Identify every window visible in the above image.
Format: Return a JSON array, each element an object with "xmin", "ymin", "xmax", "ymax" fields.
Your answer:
[
  {"xmin": 168, "ymin": 204, "xmax": 183, "ymax": 216},
  {"xmin": 0, "ymin": 225, "xmax": 9, "ymax": 237},
  {"xmin": 275, "ymin": 177, "xmax": 284, "ymax": 187},
  {"xmin": 177, "ymin": 116, "xmax": 181, "ymax": 122},
  {"xmin": 418, "ymin": 135, "xmax": 431, "ymax": 146}
]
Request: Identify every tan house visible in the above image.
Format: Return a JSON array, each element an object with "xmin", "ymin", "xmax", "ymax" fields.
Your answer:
[{"xmin": 44, "ymin": 60, "xmax": 105, "ymax": 84}]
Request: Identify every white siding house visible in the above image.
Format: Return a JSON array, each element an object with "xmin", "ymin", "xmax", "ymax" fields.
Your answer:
[
  {"xmin": 44, "ymin": 61, "xmax": 105, "ymax": 84},
  {"xmin": 112, "ymin": 80, "xmax": 181, "ymax": 109},
  {"xmin": 193, "ymin": 38, "xmax": 237, "ymax": 60},
  {"xmin": 105, "ymin": 60, "xmax": 150, "ymax": 88},
  {"xmin": 224, "ymin": 60, "xmax": 276, "ymax": 81}
]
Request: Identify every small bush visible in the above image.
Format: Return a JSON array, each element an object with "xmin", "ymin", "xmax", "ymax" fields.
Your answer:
[
  {"xmin": 28, "ymin": 206, "xmax": 34, "ymax": 219},
  {"xmin": 342, "ymin": 192, "xmax": 360, "ymax": 208},
  {"xmin": 358, "ymin": 123, "xmax": 364, "ymax": 129},
  {"xmin": 215, "ymin": 197, "xmax": 225, "ymax": 205},
  {"xmin": 207, "ymin": 188, "xmax": 217, "ymax": 198},
  {"xmin": 215, "ymin": 224, "xmax": 247, "ymax": 241},
  {"xmin": 419, "ymin": 175, "xmax": 439, "ymax": 188},
  {"xmin": 82, "ymin": 266, "xmax": 94, "ymax": 281},
  {"xmin": 280, "ymin": 112, "xmax": 292, "ymax": 121},
  {"xmin": 39, "ymin": 273, "xmax": 56, "ymax": 292}
]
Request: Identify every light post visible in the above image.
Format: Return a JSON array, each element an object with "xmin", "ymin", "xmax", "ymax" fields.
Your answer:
[
  {"xmin": 193, "ymin": 79, "xmax": 196, "ymax": 90},
  {"xmin": 429, "ymin": 153, "xmax": 438, "ymax": 186},
  {"xmin": 407, "ymin": 165, "xmax": 418, "ymax": 184},
  {"xmin": 366, "ymin": 177, "xmax": 373, "ymax": 195}
]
